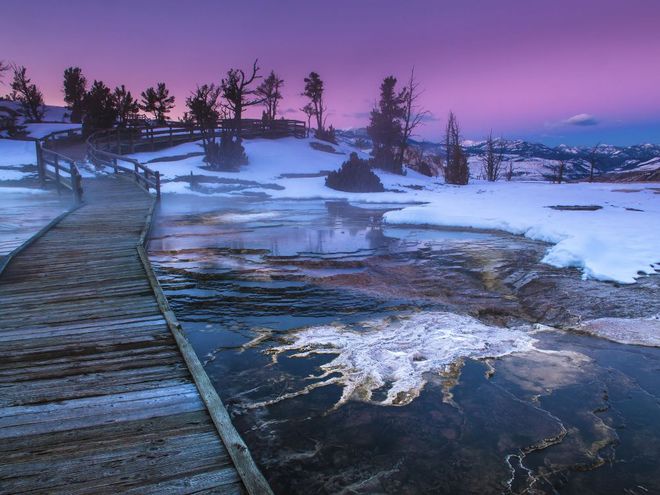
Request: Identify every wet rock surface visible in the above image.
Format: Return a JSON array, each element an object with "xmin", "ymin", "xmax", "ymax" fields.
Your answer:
[{"xmin": 149, "ymin": 196, "xmax": 660, "ymax": 494}]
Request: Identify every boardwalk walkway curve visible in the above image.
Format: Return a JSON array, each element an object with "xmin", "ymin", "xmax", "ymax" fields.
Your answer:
[{"xmin": 0, "ymin": 131, "xmax": 275, "ymax": 494}]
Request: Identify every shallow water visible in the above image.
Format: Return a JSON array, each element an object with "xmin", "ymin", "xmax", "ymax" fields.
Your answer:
[{"xmin": 149, "ymin": 195, "xmax": 660, "ymax": 494}]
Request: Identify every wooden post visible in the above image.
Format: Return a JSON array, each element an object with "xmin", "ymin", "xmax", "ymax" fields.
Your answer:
[
  {"xmin": 134, "ymin": 162, "xmax": 140, "ymax": 183},
  {"xmin": 116, "ymin": 128, "xmax": 121, "ymax": 154},
  {"xmin": 155, "ymin": 171, "xmax": 161, "ymax": 200},
  {"xmin": 54, "ymin": 155, "xmax": 61, "ymax": 194},
  {"xmin": 169, "ymin": 127, "xmax": 173, "ymax": 147},
  {"xmin": 35, "ymin": 141, "xmax": 45, "ymax": 187}
]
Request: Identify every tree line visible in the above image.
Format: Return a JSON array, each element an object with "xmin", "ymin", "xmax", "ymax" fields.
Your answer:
[{"xmin": 1, "ymin": 58, "xmax": 530, "ymax": 184}]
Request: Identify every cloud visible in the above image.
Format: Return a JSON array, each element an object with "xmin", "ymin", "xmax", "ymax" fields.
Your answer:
[{"xmin": 562, "ymin": 113, "xmax": 599, "ymax": 126}]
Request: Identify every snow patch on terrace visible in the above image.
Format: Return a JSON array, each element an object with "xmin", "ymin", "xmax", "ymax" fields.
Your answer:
[
  {"xmin": 383, "ymin": 182, "xmax": 660, "ymax": 284},
  {"xmin": 576, "ymin": 315, "xmax": 660, "ymax": 347},
  {"xmin": 266, "ymin": 311, "xmax": 537, "ymax": 408}
]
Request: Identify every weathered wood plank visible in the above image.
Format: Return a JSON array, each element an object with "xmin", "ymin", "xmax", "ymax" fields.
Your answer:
[{"xmin": 0, "ymin": 177, "xmax": 260, "ymax": 494}]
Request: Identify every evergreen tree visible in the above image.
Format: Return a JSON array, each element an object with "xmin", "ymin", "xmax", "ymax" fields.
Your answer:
[
  {"xmin": 186, "ymin": 84, "xmax": 221, "ymax": 150},
  {"xmin": 256, "ymin": 70, "xmax": 284, "ymax": 121},
  {"xmin": 9, "ymin": 65, "xmax": 45, "ymax": 122},
  {"xmin": 140, "ymin": 82, "xmax": 175, "ymax": 123},
  {"xmin": 367, "ymin": 76, "xmax": 405, "ymax": 174},
  {"xmin": 62, "ymin": 67, "xmax": 87, "ymax": 123},
  {"xmin": 82, "ymin": 80, "xmax": 117, "ymax": 135},
  {"xmin": 302, "ymin": 71, "xmax": 326, "ymax": 133},
  {"xmin": 113, "ymin": 85, "xmax": 139, "ymax": 126},
  {"xmin": 444, "ymin": 112, "xmax": 469, "ymax": 185}
]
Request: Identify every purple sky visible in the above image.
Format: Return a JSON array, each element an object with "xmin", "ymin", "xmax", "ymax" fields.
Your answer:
[{"xmin": 2, "ymin": 0, "xmax": 659, "ymax": 145}]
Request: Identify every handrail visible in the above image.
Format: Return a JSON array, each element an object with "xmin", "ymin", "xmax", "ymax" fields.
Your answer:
[
  {"xmin": 17, "ymin": 128, "xmax": 85, "ymax": 204},
  {"xmin": 86, "ymin": 118, "xmax": 306, "ymax": 200},
  {"xmin": 87, "ymin": 144, "xmax": 161, "ymax": 199}
]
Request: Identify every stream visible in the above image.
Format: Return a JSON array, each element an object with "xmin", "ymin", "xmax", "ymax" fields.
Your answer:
[{"xmin": 148, "ymin": 194, "xmax": 660, "ymax": 494}]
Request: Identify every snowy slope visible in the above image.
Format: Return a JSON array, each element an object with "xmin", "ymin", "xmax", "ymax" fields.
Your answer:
[{"xmin": 126, "ymin": 135, "xmax": 660, "ymax": 284}]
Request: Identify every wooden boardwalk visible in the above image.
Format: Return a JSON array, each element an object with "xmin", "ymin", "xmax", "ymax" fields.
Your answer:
[{"xmin": 0, "ymin": 177, "xmax": 265, "ymax": 494}]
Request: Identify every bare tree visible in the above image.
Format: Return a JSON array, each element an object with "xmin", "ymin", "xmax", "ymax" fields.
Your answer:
[
  {"xmin": 481, "ymin": 131, "xmax": 504, "ymax": 181},
  {"xmin": 444, "ymin": 111, "xmax": 469, "ymax": 185},
  {"xmin": 221, "ymin": 59, "xmax": 263, "ymax": 141},
  {"xmin": 9, "ymin": 65, "xmax": 45, "ymax": 122},
  {"xmin": 587, "ymin": 144, "xmax": 600, "ymax": 182},
  {"xmin": 256, "ymin": 70, "xmax": 284, "ymax": 121},
  {"xmin": 505, "ymin": 161, "xmax": 514, "ymax": 181},
  {"xmin": 301, "ymin": 103, "xmax": 315, "ymax": 137},
  {"xmin": 549, "ymin": 159, "xmax": 566, "ymax": 183},
  {"xmin": 397, "ymin": 67, "xmax": 429, "ymax": 168}
]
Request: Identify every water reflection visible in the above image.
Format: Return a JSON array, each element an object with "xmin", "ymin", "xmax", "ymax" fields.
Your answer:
[{"xmin": 150, "ymin": 194, "xmax": 660, "ymax": 494}]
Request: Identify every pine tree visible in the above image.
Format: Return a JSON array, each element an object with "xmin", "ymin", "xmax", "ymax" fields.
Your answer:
[
  {"xmin": 302, "ymin": 72, "xmax": 327, "ymax": 134},
  {"xmin": 82, "ymin": 80, "xmax": 117, "ymax": 135},
  {"xmin": 63, "ymin": 67, "xmax": 87, "ymax": 123},
  {"xmin": 256, "ymin": 70, "xmax": 284, "ymax": 121},
  {"xmin": 186, "ymin": 84, "xmax": 221, "ymax": 149},
  {"xmin": 140, "ymin": 82, "xmax": 175, "ymax": 124},
  {"xmin": 9, "ymin": 65, "xmax": 45, "ymax": 122},
  {"xmin": 367, "ymin": 76, "xmax": 405, "ymax": 174},
  {"xmin": 444, "ymin": 112, "xmax": 469, "ymax": 185},
  {"xmin": 113, "ymin": 85, "xmax": 139, "ymax": 126}
]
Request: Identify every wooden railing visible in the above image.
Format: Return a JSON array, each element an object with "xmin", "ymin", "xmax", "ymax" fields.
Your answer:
[
  {"xmin": 88, "ymin": 119, "xmax": 307, "ymax": 155},
  {"xmin": 17, "ymin": 128, "xmax": 86, "ymax": 203},
  {"xmin": 87, "ymin": 145, "xmax": 161, "ymax": 199},
  {"xmin": 38, "ymin": 146, "xmax": 83, "ymax": 203},
  {"xmin": 86, "ymin": 119, "xmax": 306, "ymax": 200}
]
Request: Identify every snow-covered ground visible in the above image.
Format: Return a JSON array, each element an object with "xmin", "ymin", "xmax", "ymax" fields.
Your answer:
[
  {"xmin": 0, "ymin": 139, "xmax": 37, "ymax": 168},
  {"xmin": 23, "ymin": 123, "xmax": 81, "ymax": 139},
  {"xmin": 383, "ymin": 182, "xmax": 660, "ymax": 284},
  {"xmin": 126, "ymin": 137, "xmax": 659, "ymax": 285}
]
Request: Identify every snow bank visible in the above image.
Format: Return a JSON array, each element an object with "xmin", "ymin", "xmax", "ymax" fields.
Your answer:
[
  {"xmin": 24, "ymin": 123, "xmax": 81, "ymax": 139},
  {"xmin": 0, "ymin": 139, "xmax": 37, "ymax": 167},
  {"xmin": 383, "ymin": 182, "xmax": 660, "ymax": 284},
  {"xmin": 127, "ymin": 136, "xmax": 659, "ymax": 284}
]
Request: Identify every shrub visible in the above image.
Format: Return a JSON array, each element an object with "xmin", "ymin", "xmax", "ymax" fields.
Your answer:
[
  {"xmin": 205, "ymin": 132, "xmax": 248, "ymax": 170},
  {"xmin": 315, "ymin": 125, "xmax": 336, "ymax": 144},
  {"xmin": 325, "ymin": 152, "xmax": 384, "ymax": 192}
]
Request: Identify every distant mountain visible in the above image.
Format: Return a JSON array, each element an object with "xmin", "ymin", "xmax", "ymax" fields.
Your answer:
[{"xmin": 336, "ymin": 129, "xmax": 660, "ymax": 181}]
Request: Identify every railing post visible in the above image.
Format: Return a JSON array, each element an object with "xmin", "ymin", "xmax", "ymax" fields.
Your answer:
[
  {"xmin": 134, "ymin": 162, "xmax": 139, "ymax": 183},
  {"xmin": 113, "ymin": 157, "xmax": 118, "ymax": 174},
  {"xmin": 35, "ymin": 141, "xmax": 45, "ymax": 187},
  {"xmin": 155, "ymin": 171, "xmax": 161, "ymax": 200},
  {"xmin": 169, "ymin": 127, "xmax": 173, "ymax": 147},
  {"xmin": 116, "ymin": 128, "xmax": 121, "ymax": 154},
  {"xmin": 54, "ymin": 155, "xmax": 61, "ymax": 194}
]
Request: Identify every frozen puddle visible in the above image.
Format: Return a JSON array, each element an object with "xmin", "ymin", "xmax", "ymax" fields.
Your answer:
[
  {"xmin": 265, "ymin": 312, "xmax": 537, "ymax": 408},
  {"xmin": 576, "ymin": 315, "xmax": 660, "ymax": 347}
]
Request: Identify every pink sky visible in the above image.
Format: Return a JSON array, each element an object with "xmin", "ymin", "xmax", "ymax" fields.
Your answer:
[{"xmin": 2, "ymin": 0, "xmax": 659, "ymax": 145}]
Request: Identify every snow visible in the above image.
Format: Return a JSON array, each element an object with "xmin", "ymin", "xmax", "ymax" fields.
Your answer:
[
  {"xmin": 383, "ymin": 182, "xmax": 660, "ymax": 284},
  {"xmin": 123, "ymin": 136, "xmax": 660, "ymax": 284},
  {"xmin": 0, "ymin": 187, "xmax": 47, "ymax": 195},
  {"xmin": 0, "ymin": 139, "xmax": 37, "ymax": 168},
  {"xmin": 24, "ymin": 123, "xmax": 81, "ymax": 139}
]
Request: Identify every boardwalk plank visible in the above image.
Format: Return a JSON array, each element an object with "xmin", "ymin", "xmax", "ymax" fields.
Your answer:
[{"xmin": 0, "ymin": 177, "xmax": 249, "ymax": 494}]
